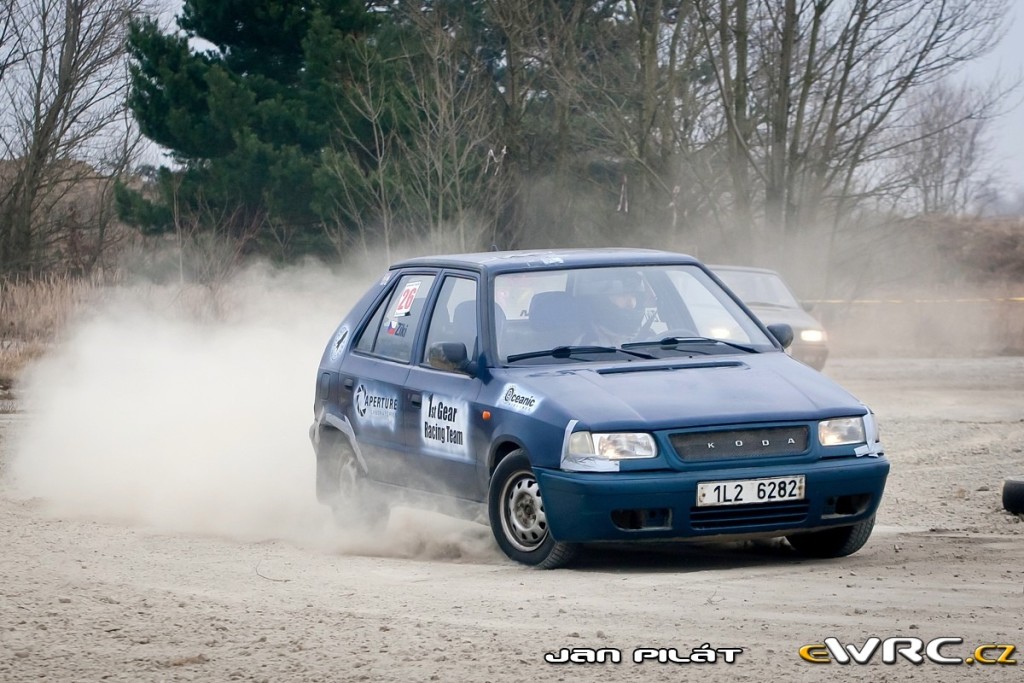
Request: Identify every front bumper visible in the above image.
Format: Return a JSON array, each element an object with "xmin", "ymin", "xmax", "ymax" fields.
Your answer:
[{"xmin": 534, "ymin": 456, "xmax": 888, "ymax": 543}]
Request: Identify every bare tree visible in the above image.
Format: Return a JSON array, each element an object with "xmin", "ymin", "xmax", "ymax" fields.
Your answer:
[
  {"xmin": 688, "ymin": 0, "xmax": 1008, "ymax": 257},
  {"xmin": 393, "ymin": 2, "xmax": 503, "ymax": 252},
  {"xmin": 318, "ymin": 38, "xmax": 404, "ymax": 262},
  {"xmin": 797, "ymin": 1, "xmax": 1002, "ymax": 226},
  {"xmin": 0, "ymin": 0, "xmax": 144, "ymax": 275},
  {"xmin": 0, "ymin": 0, "xmax": 24, "ymax": 84},
  {"xmin": 900, "ymin": 81, "xmax": 997, "ymax": 215}
]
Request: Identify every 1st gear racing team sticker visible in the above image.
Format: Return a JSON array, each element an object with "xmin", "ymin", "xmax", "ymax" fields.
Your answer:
[{"xmin": 421, "ymin": 393, "xmax": 470, "ymax": 461}]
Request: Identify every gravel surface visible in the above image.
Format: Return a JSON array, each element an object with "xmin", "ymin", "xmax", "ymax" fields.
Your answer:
[{"xmin": 2, "ymin": 357, "xmax": 1023, "ymax": 682}]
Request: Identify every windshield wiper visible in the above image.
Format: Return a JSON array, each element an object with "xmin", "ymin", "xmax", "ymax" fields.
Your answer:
[
  {"xmin": 622, "ymin": 336, "xmax": 758, "ymax": 354},
  {"xmin": 506, "ymin": 345, "xmax": 654, "ymax": 363}
]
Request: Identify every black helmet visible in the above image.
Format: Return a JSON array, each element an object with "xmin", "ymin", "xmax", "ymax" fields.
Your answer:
[{"xmin": 579, "ymin": 271, "xmax": 646, "ymax": 335}]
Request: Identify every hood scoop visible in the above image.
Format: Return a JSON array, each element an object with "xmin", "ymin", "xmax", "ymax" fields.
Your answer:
[{"xmin": 597, "ymin": 360, "xmax": 747, "ymax": 376}]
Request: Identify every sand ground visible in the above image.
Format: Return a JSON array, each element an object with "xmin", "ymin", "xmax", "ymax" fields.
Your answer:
[{"xmin": 1, "ymin": 357, "xmax": 1023, "ymax": 682}]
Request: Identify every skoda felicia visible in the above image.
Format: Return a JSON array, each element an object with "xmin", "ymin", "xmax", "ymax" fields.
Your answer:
[{"xmin": 310, "ymin": 249, "xmax": 888, "ymax": 568}]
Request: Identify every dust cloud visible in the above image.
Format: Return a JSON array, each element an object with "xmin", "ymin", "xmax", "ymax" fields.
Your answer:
[{"xmin": 3, "ymin": 256, "xmax": 500, "ymax": 564}]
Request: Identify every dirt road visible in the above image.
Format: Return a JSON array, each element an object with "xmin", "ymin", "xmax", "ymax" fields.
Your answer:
[{"xmin": 2, "ymin": 358, "xmax": 1023, "ymax": 682}]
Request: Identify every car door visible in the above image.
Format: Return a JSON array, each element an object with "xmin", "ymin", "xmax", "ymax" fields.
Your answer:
[
  {"xmin": 402, "ymin": 272, "xmax": 486, "ymax": 501},
  {"xmin": 340, "ymin": 271, "xmax": 437, "ymax": 487}
]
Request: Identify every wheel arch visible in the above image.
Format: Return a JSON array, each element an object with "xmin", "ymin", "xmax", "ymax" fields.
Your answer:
[
  {"xmin": 312, "ymin": 409, "xmax": 367, "ymax": 471},
  {"xmin": 488, "ymin": 437, "xmax": 527, "ymax": 475}
]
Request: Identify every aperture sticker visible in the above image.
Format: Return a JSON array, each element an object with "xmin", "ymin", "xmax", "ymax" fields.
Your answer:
[
  {"xmin": 353, "ymin": 382, "xmax": 399, "ymax": 430},
  {"xmin": 393, "ymin": 281, "xmax": 421, "ymax": 316}
]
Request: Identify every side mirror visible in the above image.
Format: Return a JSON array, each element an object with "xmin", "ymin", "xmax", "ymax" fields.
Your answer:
[
  {"xmin": 767, "ymin": 323, "xmax": 794, "ymax": 350},
  {"xmin": 427, "ymin": 342, "xmax": 475, "ymax": 375},
  {"xmin": 801, "ymin": 301, "xmax": 816, "ymax": 313}
]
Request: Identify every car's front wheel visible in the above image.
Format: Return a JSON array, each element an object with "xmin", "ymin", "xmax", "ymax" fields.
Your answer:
[
  {"xmin": 786, "ymin": 514, "xmax": 875, "ymax": 558},
  {"xmin": 488, "ymin": 450, "xmax": 578, "ymax": 569}
]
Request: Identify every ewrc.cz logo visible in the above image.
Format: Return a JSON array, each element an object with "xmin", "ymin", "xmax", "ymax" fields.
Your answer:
[{"xmin": 799, "ymin": 638, "xmax": 1017, "ymax": 665}]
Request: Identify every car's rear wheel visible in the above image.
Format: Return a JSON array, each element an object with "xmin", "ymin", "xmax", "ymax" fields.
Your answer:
[
  {"xmin": 317, "ymin": 431, "xmax": 389, "ymax": 532},
  {"xmin": 488, "ymin": 450, "xmax": 577, "ymax": 569},
  {"xmin": 786, "ymin": 514, "xmax": 875, "ymax": 558}
]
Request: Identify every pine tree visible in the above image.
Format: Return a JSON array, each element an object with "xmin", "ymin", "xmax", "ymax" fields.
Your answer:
[{"xmin": 118, "ymin": 0, "xmax": 377, "ymax": 258}]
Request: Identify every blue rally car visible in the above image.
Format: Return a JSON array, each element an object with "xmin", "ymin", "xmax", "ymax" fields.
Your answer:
[{"xmin": 310, "ymin": 249, "xmax": 888, "ymax": 568}]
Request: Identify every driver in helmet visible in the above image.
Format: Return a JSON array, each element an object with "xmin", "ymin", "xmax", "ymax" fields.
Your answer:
[{"xmin": 578, "ymin": 271, "xmax": 653, "ymax": 346}]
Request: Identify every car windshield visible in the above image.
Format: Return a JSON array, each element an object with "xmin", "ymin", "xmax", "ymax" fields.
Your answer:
[
  {"xmin": 493, "ymin": 265, "xmax": 776, "ymax": 364},
  {"xmin": 714, "ymin": 269, "xmax": 802, "ymax": 309}
]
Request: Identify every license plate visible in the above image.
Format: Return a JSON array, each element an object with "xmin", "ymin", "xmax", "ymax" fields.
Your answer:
[{"xmin": 696, "ymin": 475, "xmax": 805, "ymax": 507}]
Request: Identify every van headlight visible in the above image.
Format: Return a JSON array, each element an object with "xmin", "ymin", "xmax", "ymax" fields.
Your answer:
[
  {"xmin": 568, "ymin": 431, "xmax": 657, "ymax": 460},
  {"xmin": 818, "ymin": 417, "xmax": 866, "ymax": 446}
]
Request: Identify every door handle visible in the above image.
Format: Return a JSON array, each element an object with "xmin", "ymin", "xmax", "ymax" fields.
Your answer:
[
  {"xmin": 410, "ymin": 393, "xmax": 422, "ymax": 407},
  {"xmin": 343, "ymin": 377, "xmax": 354, "ymax": 390}
]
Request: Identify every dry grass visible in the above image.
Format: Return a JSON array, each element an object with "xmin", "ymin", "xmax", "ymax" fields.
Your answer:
[
  {"xmin": 0, "ymin": 274, "xmax": 108, "ymax": 389},
  {"xmin": 0, "ymin": 267, "xmax": 252, "ymax": 394}
]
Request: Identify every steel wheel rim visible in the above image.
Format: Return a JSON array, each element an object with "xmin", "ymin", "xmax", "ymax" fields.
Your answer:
[{"xmin": 500, "ymin": 470, "xmax": 549, "ymax": 552}]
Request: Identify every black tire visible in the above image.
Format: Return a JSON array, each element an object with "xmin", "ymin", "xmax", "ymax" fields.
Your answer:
[
  {"xmin": 488, "ymin": 450, "xmax": 578, "ymax": 569},
  {"xmin": 1004, "ymin": 476, "xmax": 1024, "ymax": 515},
  {"xmin": 317, "ymin": 431, "xmax": 389, "ymax": 532},
  {"xmin": 786, "ymin": 514, "xmax": 875, "ymax": 558}
]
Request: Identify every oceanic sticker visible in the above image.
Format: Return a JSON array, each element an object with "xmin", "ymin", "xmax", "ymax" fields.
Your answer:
[
  {"xmin": 353, "ymin": 382, "xmax": 399, "ymax": 430},
  {"xmin": 328, "ymin": 326, "xmax": 349, "ymax": 361},
  {"xmin": 499, "ymin": 384, "xmax": 541, "ymax": 413},
  {"xmin": 421, "ymin": 393, "xmax": 470, "ymax": 460},
  {"xmin": 393, "ymin": 281, "xmax": 421, "ymax": 316}
]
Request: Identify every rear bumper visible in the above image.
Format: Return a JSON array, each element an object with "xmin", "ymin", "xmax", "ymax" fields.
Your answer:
[{"xmin": 534, "ymin": 456, "xmax": 889, "ymax": 543}]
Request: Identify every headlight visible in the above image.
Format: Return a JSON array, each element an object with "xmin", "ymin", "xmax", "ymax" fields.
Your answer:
[
  {"xmin": 568, "ymin": 431, "xmax": 657, "ymax": 460},
  {"xmin": 800, "ymin": 329, "xmax": 826, "ymax": 343},
  {"xmin": 818, "ymin": 417, "xmax": 866, "ymax": 446}
]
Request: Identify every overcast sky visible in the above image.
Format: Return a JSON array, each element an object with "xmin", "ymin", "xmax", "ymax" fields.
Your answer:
[{"xmin": 965, "ymin": 1, "xmax": 1024, "ymax": 196}]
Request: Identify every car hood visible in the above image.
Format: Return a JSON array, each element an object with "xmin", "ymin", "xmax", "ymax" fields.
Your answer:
[
  {"xmin": 500, "ymin": 353, "xmax": 863, "ymax": 430},
  {"xmin": 746, "ymin": 304, "xmax": 822, "ymax": 331}
]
